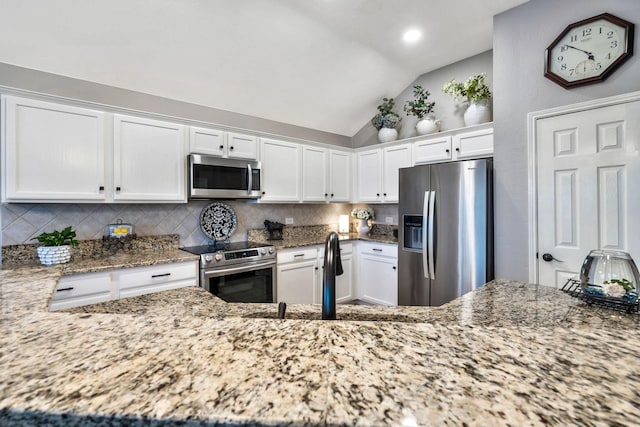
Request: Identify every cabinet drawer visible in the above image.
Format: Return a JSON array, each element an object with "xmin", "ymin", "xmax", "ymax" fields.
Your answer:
[
  {"xmin": 116, "ymin": 261, "xmax": 197, "ymax": 289},
  {"xmin": 277, "ymin": 247, "xmax": 318, "ymax": 264},
  {"xmin": 52, "ymin": 272, "xmax": 112, "ymax": 301},
  {"xmin": 359, "ymin": 242, "xmax": 397, "ymax": 258},
  {"xmin": 319, "ymin": 242, "xmax": 353, "ymax": 258}
]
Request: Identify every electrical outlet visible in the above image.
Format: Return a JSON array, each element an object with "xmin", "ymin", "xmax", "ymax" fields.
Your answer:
[
  {"xmin": 385, "ymin": 216, "xmax": 394, "ymax": 224},
  {"xmin": 285, "ymin": 217, "xmax": 294, "ymax": 225}
]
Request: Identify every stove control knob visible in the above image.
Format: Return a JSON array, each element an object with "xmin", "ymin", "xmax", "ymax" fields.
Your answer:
[
  {"xmin": 260, "ymin": 248, "xmax": 267, "ymax": 255},
  {"xmin": 214, "ymin": 253, "xmax": 223, "ymax": 262},
  {"xmin": 268, "ymin": 248, "xmax": 274, "ymax": 254},
  {"xmin": 204, "ymin": 255, "xmax": 213, "ymax": 263}
]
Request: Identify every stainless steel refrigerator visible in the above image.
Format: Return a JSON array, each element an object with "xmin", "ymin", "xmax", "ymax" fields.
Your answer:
[{"xmin": 398, "ymin": 159, "xmax": 493, "ymax": 306}]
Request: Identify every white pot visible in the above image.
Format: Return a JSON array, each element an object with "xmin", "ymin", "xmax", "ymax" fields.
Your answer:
[
  {"xmin": 415, "ymin": 117, "xmax": 441, "ymax": 135},
  {"xmin": 37, "ymin": 245, "xmax": 72, "ymax": 266},
  {"xmin": 377, "ymin": 127, "xmax": 398, "ymax": 143},
  {"xmin": 356, "ymin": 219, "xmax": 370, "ymax": 236},
  {"xmin": 463, "ymin": 100, "xmax": 491, "ymax": 126}
]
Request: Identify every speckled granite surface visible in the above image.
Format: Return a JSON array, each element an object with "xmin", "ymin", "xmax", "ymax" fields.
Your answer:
[
  {"xmin": 2, "ymin": 258, "xmax": 640, "ymax": 425},
  {"xmin": 248, "ymin": 225, "xmax": 397, "ymax": 249}
]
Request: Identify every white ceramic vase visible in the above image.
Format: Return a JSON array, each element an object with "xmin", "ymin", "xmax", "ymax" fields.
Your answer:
[
  {"xmin": 377, "ymin": 127, "xmax": 398, "ymax": 143},
  {"xmin": 37, "ymin": 245, "xmax": 72, "ymax": 266},
  {"xmin": 463, "ymin": 100, "xmax": 491, "ymax": 126},
  {"xmin": 415, "ymin": 116, "xmax": 441, "ymax": 135},
  {"xmin": 356, "ymin": 219, "xmax": 370, "ymax": 236}
]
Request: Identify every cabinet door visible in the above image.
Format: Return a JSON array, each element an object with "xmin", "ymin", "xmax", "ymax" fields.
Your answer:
[
  {"xmin": 316, "ymin": 245, "xmax": 353, "ymax": 304},
  {"xmin": 302, "ymin": 145, "xmax": 328, "ymax": 202},
  {"xmin": 116, "ymin": 261, "xmax": 197, "ymax": 299},
  {"xmin": 413, "ymin": 136, "xmax": 452, "ymax": 165},
  {"xmin": 260, "ymin": 138, "xmax": 301, "ymax": 202},
  {"xmin": 277, "ymin": 260, "xmax": 317, "ymax": 304},
  {"xmin": 356, "ymin": 149, "xmax": 382, "ymax": 202},
  {"xmin": 453, "ymin": 128, "xmax": 493, "ymax": 160},
  {"xmin": 3, "ymin": 95, "xmax": 106, "ymax": 202},
  {"xmin": 328, "ymin": 150, "xmax": 350, "ymax": 202},
  {"xmin": 359, "ymin": 254, "xmax": 398, "ymax": 306},
  {"xmin": 227, "ymin": 132, "xmax": 258, "ymax": 160},
  {"xmin": 382, "ymin": 143, "xmax": 412, "ymax": 202},
  {"xmin": 189, "ymin": 126, "xmax": 226, "ymax": 156},
  {"xmin": 49, "ymin": 271, "xmax": 113, "ymax": 311},
  {"xmin": 113, "ymin": 114, "xmax": 186, "ymax": 202}
]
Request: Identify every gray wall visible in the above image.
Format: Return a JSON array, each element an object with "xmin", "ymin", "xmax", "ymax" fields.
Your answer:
[
  {"xmin": 493, "ymin": 0, "xmax": 640, "ymax": 281},
  {"xmin": 351, "ymin": 51, "xmax": 493, "ymax": 148},
  {"xmin": 0, "ymin": 62, "xmax": 351, "ymax": 148}
]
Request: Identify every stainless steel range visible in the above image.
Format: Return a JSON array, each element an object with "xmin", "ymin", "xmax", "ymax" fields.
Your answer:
[{"xmin": 181, "ymin": 241, "xmax": 276, "ymax": 303}]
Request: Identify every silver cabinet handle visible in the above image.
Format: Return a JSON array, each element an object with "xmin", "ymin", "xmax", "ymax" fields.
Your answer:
[
  {"xmin": 427, "ymin": 191, "xmax": 436, "ymax": 280},
  {"xmin": 422, "ymin": 191, "xmax": 430, "ymax": 279}
]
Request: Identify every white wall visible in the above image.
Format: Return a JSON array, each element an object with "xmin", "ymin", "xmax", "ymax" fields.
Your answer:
[{"xmin": 493, "ymin": 0, "xmax": 640, "ymax": 281}]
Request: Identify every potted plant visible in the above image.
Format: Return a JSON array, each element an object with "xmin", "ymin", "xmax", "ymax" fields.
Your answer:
[
  {"xmin": 32, "ymin": 226, "xmax": 79, "ymax": 265},
  {"xmin": 442, "ymin": 73, "xmax": 492, "ymax": 126},
  {"xmin": 403, "ymin": 85, "xmax": 440, "ymax": 135},
  {"xmin": 351, "ymin": 207, "xmax": 374, "ymax": 235},
  {"xmin": 371, "ymin": 97, "xmax": 401, "ymax": 143}
]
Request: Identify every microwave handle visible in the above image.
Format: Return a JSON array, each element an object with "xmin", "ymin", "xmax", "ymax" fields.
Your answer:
[{"xmin": 247, "ymin": 163, "xmax": 253, "ymax": 195}]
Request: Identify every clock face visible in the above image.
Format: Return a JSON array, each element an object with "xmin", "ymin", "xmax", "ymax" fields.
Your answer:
[{"xmin": 545, "ymin": 13, "xmax": 634, "ymax": 88}]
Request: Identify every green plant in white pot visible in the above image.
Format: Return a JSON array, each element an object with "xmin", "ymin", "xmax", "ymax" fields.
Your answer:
[
  {"xmin": 442, "ymin": 73, "xmax": 492, "ymax": 126},
  {"xmin": 32, "ymin": 226, "xmax": 79, "ymax": 265},
  {"xmin": 371, "ymin": 97, "xmax": 401, "ymax": 143},
  {"xmin": 404, "ymin": 85, "xmax": 439, "ymax": 135}
]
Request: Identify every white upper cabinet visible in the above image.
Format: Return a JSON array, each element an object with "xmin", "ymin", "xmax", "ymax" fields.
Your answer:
[
  {"xmin": 413, "ymin": 127, "xmax": 493, "ymax": 165},
  {"xmin": 189, "ymin": 127, "xmax": 258, "ymax": 160},
  {"xmin": 302, "ymin": 145, "xmax": 328, "ymax": 202},
  {"xmin": 356, "ymin": 149, "xmax": 383, "ymax": 202},
  {"xmin": 328, "ymin": 149, "xmax": 350, "ymax": 202},
  {"xmin": 260, "ymin": 138, "xmax": 301, "ymax": 202},
  {"xmin": 355, "ymin": 143, "xmax": 411, "ymax": 203},
  {"xmin": 226, "ymin": 132, "xmax": 259, "ymax": 159},
  {"xmin": 113, "ymin": 114, "xmax": 187, "ymax": 202},
  {"xmin": 2, "ymin": 95, "xmax": 107, "ymax": 202},
  {"xmin": 453, "ymin": 128, "xmax": 493, "ymax": 160},
  {"xmin": 301, "ymin": 146, "xmax": 350, "ymax": 203},
  {"xmin": 382, "ymin": 143, "xmax": 412, "ymax": 203}
]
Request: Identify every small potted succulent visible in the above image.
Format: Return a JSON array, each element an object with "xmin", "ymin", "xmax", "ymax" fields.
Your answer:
[
  {"xmin": 403, "ymin": 85, "xmax": 439, "ymax": 135},
  {"xmin": 442, "ymin": 73, "xmax": 492, "ymax": 126},
  {"xmin": 371, "ymin": 97, "xmax": 401, "ymax": 143},
  {"xmin": 32, "ymin": 226, "xmax": 79, "ymax": 265},
  {"xmin": 351, "ymin": 207, "xmax": 375, "ymax": 235}
]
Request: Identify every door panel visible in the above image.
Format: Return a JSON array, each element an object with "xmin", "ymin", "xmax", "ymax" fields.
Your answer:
[{"xmin": 536, "ymin": 101, "xmax": 640, "ymax": 288}]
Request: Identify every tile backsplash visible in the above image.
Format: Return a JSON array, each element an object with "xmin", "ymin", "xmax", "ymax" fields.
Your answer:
[{"xmin": 1, "ymin": 201, "xmax": 363, "ymax": 247}]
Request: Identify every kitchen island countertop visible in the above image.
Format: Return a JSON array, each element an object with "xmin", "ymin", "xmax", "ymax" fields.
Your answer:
[{"xmin": 1, "ymin": 262, "xmax": 639, "ymax": 426}]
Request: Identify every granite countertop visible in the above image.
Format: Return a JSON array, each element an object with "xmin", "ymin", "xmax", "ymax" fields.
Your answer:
[
  {"xmin": 1, "ymin": 258, "xmax": 640, "ymax": 425},
  {"xmin": 263, "ymin": 232, "xmax": 398, "ymax": 250}
]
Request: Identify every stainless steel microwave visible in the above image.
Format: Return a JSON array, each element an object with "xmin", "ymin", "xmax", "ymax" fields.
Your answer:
[{"xmin": 188, "ymin": 154, "xmax": 262, "ymax": 199}]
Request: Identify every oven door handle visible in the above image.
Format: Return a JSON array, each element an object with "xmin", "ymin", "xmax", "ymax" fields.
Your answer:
[{"xmin": 203, "ymin": 260, "xmax": 276, "ymax": 279}]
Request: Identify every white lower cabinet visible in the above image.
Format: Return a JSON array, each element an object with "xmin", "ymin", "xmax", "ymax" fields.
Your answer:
[
  {"xmin": 276, "ymin": 247, "xmax": 318, "ymax": 303},
  {"xmin": 356, "ymin": 242, "xmax": 398, "ymax": 306},
  {"xmin": 115, "ymin": 261, "xmax": 198, "ymax": 299},
  {"xmin": 48, "ymin": 261, "xmax": 198, "ymax": 311},
  {"xmin": 49, "ymin": 272, "xmax": 113, "ymax": 311},
  {"xmin": 316, "ymin": 242, "xmax": 354, "ymax": 304}
]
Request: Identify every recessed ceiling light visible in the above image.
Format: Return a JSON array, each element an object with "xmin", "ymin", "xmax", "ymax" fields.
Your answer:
[{"xmin": 403, "ymin": 29, "xmax": 422, "ymax": 43}]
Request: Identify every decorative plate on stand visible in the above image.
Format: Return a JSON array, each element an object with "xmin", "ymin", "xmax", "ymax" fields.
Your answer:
[{"xmin": 200, "ymin": 202, "xmax": 237, "ymax": 241}]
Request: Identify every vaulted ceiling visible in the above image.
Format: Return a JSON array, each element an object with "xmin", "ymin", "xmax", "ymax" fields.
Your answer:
[{"xmin": 0, "ymin": 0, "xmax": 528, "ymax": 136}]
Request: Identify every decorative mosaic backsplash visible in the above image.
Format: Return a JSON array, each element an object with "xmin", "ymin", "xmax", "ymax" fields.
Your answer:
[{"xmin": 1, "ymin": 201, "xmax": 392, "ymax": 248}]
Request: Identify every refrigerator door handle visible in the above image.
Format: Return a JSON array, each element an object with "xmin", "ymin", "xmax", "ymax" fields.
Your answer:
[
  {"xmin": 422, "ymin": 191, "xmax": 430, "ymax": 279},
  {"xmin": 427, "ymin": 191, "xmax": 436, "ymax": 280}
]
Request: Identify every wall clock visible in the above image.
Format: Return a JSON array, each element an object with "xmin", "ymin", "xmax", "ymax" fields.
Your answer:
[{"xmin": 544, "ymin": 13, "xmax": 634, "ymax": 88}]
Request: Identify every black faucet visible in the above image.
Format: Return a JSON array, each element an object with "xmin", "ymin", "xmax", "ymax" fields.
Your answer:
[{"xmin": 322, "ymin": 232, "xmax": 344, "ymax": 320}]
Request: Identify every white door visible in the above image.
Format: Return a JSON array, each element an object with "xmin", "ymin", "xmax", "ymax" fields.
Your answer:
[
  {"xmin": 189, "ymin": 126, "xmax": 226, "ymax": 157},
  {"xmin": 260, "ymin": 138, "xmax": 301, "ymax": 202},
  {"xmin": 302, "ymin": 145, "xmax": 327, "ymax": 202},
  {"xmin": 536, "ymin": 101, "xmax": 640, "ymax": 288},
  {"xmin": 113, "ymin": 114, "xmax": 186, "ymax": 202},
  {"xmin": 227, "ymin": 132, "xmax": 258, "ymax": 160},
  {"xmin": 277, "ymin": 260, "xmax": 317, "ymax": 304},
  {"xmin": 328, "ymin": 150, "xmax": 350, "ymax": 202},
  {"xmin": 356, "ymin": 149, "xmax": 382, "ymax": 202},
  {"xmin": 382, "ymin": 143, "xmax": 412, "ymax": 202}
]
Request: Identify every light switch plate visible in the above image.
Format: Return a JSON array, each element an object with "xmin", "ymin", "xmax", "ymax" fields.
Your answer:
[
  {"xmin": 385, "ymin": 216, "xmax": 394, "ymax": 224},
  {"xmin": 285, "ymin": 217, "xmax": 294, "ymax": 225}
]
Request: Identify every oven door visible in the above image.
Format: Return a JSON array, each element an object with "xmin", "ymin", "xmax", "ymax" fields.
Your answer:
[{"xmin": 202, "ymin": 260, "xmax": 276, "ymax": 303}]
